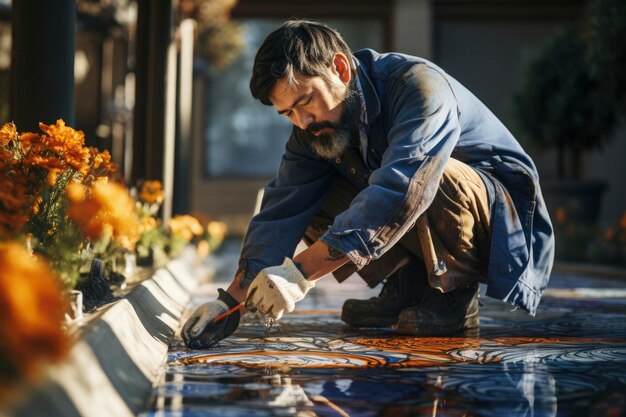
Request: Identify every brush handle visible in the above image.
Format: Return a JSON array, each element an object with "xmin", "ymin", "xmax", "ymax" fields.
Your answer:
[{"xmin": 211, "ymin": 302, "xmax": 244, "ymax": 324}]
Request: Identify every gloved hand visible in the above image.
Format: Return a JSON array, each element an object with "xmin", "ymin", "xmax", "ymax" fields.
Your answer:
[
  {"xmin": 245, "ymin": 258, "xmax": 315, "ymax": 321},
  {"xmin": 182, "ymin": 288, "xmax": 240, "ymax": 349}
]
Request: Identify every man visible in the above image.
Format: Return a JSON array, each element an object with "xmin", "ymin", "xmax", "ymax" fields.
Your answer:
[{"xmin": 182, "ymin": 20, "xmax": 554, "ymax": 349}]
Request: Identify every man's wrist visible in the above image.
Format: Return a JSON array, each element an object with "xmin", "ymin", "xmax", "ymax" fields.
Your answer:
[
  {"xmin": 293, "ymin": 260, "xmax": 308, "ymax": 279},
  {"xmin": 227, "ymin": 272, "xmax": 248, "ymax": 303},
  {"xmin": 217, "ymin": 288, "xmax": 240, "ymax": 309}
]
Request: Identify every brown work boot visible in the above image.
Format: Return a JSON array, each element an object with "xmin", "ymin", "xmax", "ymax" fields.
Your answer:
[
  {"xmin": 396, "ymin": 282, "xmax": 480, "ymax": 335},
  {"xmin": 341, "ymin": 260, "xmax": 429, "ymax": 327}
]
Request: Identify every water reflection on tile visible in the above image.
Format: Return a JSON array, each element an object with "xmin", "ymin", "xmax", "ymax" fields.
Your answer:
[{"xmin": 142, "ymin": 273, "xmax": 626, "ymax": 417}]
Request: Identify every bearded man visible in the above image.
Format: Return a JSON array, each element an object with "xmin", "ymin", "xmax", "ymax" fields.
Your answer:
[{"xmin": 182, "ymin": 20, "xmax": 555, "ymax": 348}]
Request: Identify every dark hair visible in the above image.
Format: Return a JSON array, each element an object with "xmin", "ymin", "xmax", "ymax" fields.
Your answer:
[{"xmin": 250, "ymin": 20, "xmax": 355, "ymax": 105}]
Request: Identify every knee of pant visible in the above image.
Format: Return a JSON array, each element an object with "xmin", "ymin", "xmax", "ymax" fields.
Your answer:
[
  {"xmin": 427, "ymin": 167, "xmax": 473, "ymax": 234},
  {"xmin": 432, "ymin": 161, "xmax": 480, "ymax": 212},
  {"xmin": 431, "ymin": 170, "xmax": 463, "ymax": 215}
]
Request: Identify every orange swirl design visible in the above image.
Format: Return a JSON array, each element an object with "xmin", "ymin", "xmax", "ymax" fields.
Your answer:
[{"xmin": 178, "ymin": 350, "xmax": 389, "ymax": 369}]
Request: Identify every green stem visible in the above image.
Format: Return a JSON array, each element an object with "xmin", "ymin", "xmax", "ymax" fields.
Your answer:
[
  {"xmin": 46, "ymin": 168, "xmax": 76, "ymax": 219},
  {"xmin": 28, "ymin": 168, "xmax": 77, "ymax": 243}
]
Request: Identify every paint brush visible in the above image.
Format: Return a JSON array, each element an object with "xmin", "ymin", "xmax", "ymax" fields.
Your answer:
[
  {"xmin": 211, "ymin": 302, "xmax": 245, "ymax": 324},
  {"xmin": 211, "ymin": 301, "xmax": 274, "ymax": 337}
]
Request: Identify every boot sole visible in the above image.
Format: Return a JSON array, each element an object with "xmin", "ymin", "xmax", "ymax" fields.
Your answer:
[{"xmin": 396, "ymin": 311, "xmax": 480, "ymax": 336}]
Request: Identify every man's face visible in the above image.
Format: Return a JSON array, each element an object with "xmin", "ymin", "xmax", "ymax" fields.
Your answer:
[{"xmin": 269, "ymin": 62, "xmax": 360, "ymax": 159}]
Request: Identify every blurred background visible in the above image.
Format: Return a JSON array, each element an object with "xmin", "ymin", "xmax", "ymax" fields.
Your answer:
[{"xmin": 1, "ymin": 0, "xmax": 624, "ymax": 263}]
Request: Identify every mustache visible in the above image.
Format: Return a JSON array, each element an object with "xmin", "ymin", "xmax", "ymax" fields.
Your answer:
[
  {"xmin": 305, "ymin": 121, "xmax": 337, "ymax": 135},
  {"xmin": 303, "ymin": 82, "xmax": 361, "ymax": 136}
]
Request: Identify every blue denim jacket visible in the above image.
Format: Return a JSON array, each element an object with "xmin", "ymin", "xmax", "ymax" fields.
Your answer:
[{"xmin": 238, "ymin": 49, "xmax": 554, "ymax": 315}]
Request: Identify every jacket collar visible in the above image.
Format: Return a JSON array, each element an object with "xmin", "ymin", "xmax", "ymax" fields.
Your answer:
[{"xmin": 355, "ymin": 58, "xmax": 381, "ymax": 123}]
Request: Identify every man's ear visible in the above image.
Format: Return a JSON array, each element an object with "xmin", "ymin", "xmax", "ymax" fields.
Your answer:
[{"xmin": 332, "ymin": 53, "xmax": 352, "ymax": 84}]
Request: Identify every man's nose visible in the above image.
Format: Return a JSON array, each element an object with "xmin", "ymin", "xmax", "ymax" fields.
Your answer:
[{"xmin": 295, "ymin": 110, "xmax": 314, "ymax": 130}]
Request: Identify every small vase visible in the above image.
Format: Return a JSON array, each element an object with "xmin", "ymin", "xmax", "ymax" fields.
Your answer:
[
  {"xmin": 65, "ymin": 290, "xmax": 84, "ymax": 325},
  {"xmin": 124, "ymin": 252, "xmax": 137, "ymax": 276},
  {"xmin": 75, "ymin": 258, "xmax": 119, "ymax": 313}
]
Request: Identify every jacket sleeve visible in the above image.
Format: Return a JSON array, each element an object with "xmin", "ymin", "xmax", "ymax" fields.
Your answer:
[
  {"xmin": 237, "ymin": 131, "xmax": 335, "ymax": 287},
  {"xmin": 320, "ymin": 64, "xmax": 461, "ymax": 269}
]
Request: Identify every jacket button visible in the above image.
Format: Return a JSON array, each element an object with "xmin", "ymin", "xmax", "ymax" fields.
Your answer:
[
  {"xmin": 335, "ymin": 158, "xmax": 341, "ymax": 164},
  {"xmin": 350, "ymin": 168, "xmax": 356, "ymax": 174}
]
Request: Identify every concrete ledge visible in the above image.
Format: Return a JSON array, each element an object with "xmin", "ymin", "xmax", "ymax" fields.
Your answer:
[{"xmin": 5, "ymin": 249, "xmax": 206, "ymax": 417}]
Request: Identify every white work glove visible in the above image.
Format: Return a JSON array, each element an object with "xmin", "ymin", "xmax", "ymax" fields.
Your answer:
[{"xmin": 245, "ymin": 258, "xmax": 315, "ymax": 321}]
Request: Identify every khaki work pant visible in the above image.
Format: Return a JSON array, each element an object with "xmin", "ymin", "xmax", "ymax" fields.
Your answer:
[{"xmin": 303, "ymin": 158, "xmax": 492, "ymax": 293}]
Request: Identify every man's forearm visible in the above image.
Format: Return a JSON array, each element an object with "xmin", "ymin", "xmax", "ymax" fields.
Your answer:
[
  {"xmin": 228, "ymin": 240, "xmax": 348, "ymax": 304},
  {"xmin": 293, "ymin": 240, "xmax": 349, "ymax": 281},
  {"xmin": 227, "ymin": 271, "xmax": 248, "ymax": 303}
]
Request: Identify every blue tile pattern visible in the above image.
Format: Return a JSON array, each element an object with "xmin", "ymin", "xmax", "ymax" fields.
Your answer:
[{"xmin": 141, "ymin": 270, "xmax": 626, "ymax": 417}]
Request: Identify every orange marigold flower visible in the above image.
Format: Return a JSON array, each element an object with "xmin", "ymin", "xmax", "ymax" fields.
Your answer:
[
  {"xmin": 88, "ymin": 147, "xmax": 110, "ymax": 170},
  {"xmin": 139, "ymin": 216, "xmax": 159, "ymax": 234},
  {"xmin": 85, "ymin": 148, "xmax": 119, "ymax": 184},
  {"xmin": 64, "ymin": 147, "xmax": 91, "ymax": 176},
  {"xmin": 0, "ymin": 242, "xmax": 69, "ymax": 391},
  {"xmin": 39, "ymin": 119, "xmax": 85, "ymax": 153},
  {"xmin": 23, "ymin": 153, "xmax": 65, "ymax": 172},
  {"xmin": 207, "ymin": 220, "xmax": 228, "ymax": 240},
  {"xmin": 18, "ymin": 132, "xmax": 41, "ymax": 154},
  {"xmin": 620, "ymin": 211, "xmax": 626, "ymax": 230},
  {"xmin": 67, "ymin": 182, "xmax": 111, "ymax": 243},
  {"xmin": 139, "ymin": 180, "xmax": 164, "ymax": 205},
  {"xmin": 66, "ymin": 181, "xmax": 86, "ymax": 201},
  {"xmin": 67, "ymin": 182, "xmax": 140, "ymax": 251},
  {"xmin": 169, "ymin": 214, "xmax": 204, "ymax": 241},
  {"xmin": 37, "ymin": 120, "xmax": 91, "ymax": 176},
  {"xmin": 0, "ymin": 122, "xmax": 17, "ymax": 147},
  {"xmin": 0, "ymin": 173, "xmax": 32, "ymax": 237}
]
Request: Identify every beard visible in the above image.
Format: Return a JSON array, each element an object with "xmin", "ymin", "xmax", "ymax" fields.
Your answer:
[{"xmin": 298, "ymin": 82, "xmax": 361, "ymax": 160}]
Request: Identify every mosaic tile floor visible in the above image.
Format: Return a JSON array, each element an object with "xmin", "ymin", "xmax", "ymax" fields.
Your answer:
[{"xmin": 141, "ymin": 246, "xmax": 626, "ymax": 417}]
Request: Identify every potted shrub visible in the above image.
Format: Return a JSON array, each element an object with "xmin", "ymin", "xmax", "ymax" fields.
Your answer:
[
  {"xmin": 513, "ymin": 24, "xmax": 618, "ymax": 260},
  {"xmin": 587, "ymin": 0, "xmax": 626, "ymax": 114}
]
